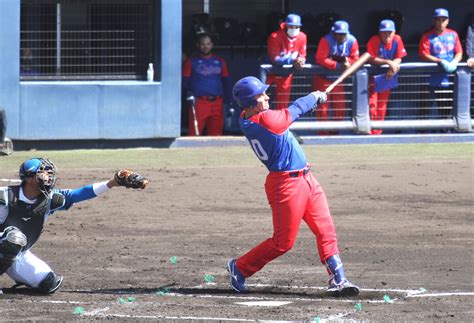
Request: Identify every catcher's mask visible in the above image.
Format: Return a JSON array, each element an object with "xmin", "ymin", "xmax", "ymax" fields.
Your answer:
[{"xmin": 19, "ymin": 158, "xmax": 57, "ymax": 196}]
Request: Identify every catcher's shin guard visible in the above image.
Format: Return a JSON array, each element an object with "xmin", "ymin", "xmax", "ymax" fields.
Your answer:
[{"xmin": 0, "ymin": 227, "xmax": 27, "ymax": 274}]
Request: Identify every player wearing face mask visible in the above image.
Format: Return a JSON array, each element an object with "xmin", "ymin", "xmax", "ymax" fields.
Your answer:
[{"xmin": 267, "ymin": 14, "xmax": 307, "ymax": 110}]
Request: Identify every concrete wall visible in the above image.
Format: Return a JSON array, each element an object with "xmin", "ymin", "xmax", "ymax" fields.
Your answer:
[{"xmin": 1, "ymin": 0, "xmax": 182, "ymax": 140}]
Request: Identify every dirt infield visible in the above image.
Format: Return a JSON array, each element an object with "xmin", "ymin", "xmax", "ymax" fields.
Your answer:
[{"xmin": 0, "ymin": 144, "xmax": 472, "ymax": 321}]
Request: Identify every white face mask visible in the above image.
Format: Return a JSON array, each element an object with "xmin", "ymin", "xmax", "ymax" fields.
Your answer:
[{"xmin": 287, "ymin": 28, "xmax": 300, "ymax": 38}]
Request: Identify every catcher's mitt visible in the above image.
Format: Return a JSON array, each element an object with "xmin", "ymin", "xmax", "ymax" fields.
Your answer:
[{"xmin": 114, "ymin": 169, "xmax": 149, "ymax": 189}]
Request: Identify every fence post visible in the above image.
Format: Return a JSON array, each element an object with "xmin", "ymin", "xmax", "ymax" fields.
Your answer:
[
  {"xmin": 453, "ymin": 68, "xmax": 472, "ymax": 132},
  {"xmin": 352, "ymin": 68, "xmax": 370, "ymax": 134}
]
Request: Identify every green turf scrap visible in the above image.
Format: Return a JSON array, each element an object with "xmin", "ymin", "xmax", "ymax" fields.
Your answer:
[
  {"xmin": 355, "ymin": 302, "xmax": 363, "ymax": 311},
  {"xmin": 73, "ymin": 307, "xmax": 85, "ymax": 315},
  {"xmin": 156, "ymin": 287, "xmax": 170, "ymax": 295},
  {"xmin": 203, "ymin": 274, "xmax": 215, "ymax": 283}
]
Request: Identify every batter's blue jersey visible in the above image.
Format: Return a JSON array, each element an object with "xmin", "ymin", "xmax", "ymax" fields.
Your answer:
[{"xmin": 239, "ymin": 94, "xmax": 317, "ymax": 172}]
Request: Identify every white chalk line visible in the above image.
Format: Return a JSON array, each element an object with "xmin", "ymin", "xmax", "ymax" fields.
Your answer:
[
  {"xmin": 78, "ymin": 306, "xmax": 353, "ymax": 322},
  {"xmin": 406, "ymin": 292, "xmax": 474, "ymax": 298},
  {"xmin": 4, "ymin": 284, "xmax": 472, "ymax": 322}
]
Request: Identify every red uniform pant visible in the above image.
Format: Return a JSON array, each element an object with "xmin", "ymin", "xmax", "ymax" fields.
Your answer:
[
  {"xmin": 188, "ymin": 97, "xmax": 224, "ymax": 136},
  {"xmin": 266, "ymin": 74, "xmax": 293, "ymax": 110},
  {"xmin": 312, "ymin": 76, "xmax": 347, "ymax": 135},
  {"xmin": 368, "ymin": 82, "xmax": 391, "ymax": 135},
  {"xmin": 236, "ymin": 169, "xmax": 340, "ymax": 278}
]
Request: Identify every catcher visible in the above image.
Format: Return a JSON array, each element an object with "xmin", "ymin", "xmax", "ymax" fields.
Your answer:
[{"xmin": 0, "ymin": 157, "xmax": 148, "ymax": 294}]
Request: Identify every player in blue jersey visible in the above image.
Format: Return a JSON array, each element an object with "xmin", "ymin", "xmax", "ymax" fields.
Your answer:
[
  {"xmin": 419, "ymin": 8, "xmax": 463, "ymax": 120},
  {"xmin": 0, "ymin": 158, "xmax": 146, "ymax": 294},
  {"xmin": 227, "ymin": 76, "xmax": 360, "ymax": 297},
  {"xmin": 183, "ymin": 33, "xmax": 231, "ymax": 136}
]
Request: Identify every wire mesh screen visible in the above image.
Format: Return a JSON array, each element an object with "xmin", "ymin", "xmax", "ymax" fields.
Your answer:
[
  {"xmin": 268, "ymin": 74, "xmax": 353, "ymax": 121},
  {"xmin": 20, "ymin": 0, "xmax": 154, "ymax": 80},
  {"xmin": 384, "ymin": 73, "xmax": 454, "ymax": 120}
]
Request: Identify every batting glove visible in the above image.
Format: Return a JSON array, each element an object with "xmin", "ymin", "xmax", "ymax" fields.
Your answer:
[
  {"xmin": 311, "ymin": 91, "xmax": 327, "ymax": 105},
  {"xmin": 447, "ymin": 60, "xmax": 458, "ymax": 73},
  {"xmin": 440, "ymin": 59, "xmax": 453, "ymax": 73}
]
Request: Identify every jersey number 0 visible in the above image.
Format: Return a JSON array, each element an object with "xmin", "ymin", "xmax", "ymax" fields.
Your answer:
[{"xmin": 250, "ymin": 139, "xmax": 269, "ymax": 161}]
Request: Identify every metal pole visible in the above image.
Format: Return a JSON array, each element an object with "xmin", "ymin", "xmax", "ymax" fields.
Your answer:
[{"xmin": 56, "ymin": 3, "xmax": 61, "ymax": 75}]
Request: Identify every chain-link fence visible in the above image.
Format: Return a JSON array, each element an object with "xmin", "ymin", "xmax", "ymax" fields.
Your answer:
[{"xmin": 20, "ymin": 0, "xmax": 154, "ymax": 80}]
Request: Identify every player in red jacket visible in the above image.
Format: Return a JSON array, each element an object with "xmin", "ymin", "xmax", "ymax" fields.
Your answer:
[
  {"xmin": 366, "ymin": 20, "xmax": 407, "ymax": 135},
  {"xmin": 266, "ymin": 14, "xmax": 307, "ymax": 110},
  {"xmin": 418, "ymin": 8, "xmax": 463, "ymax": 120},
  {"xmin": 183, "ymin": 33, "xmax": 231, "ymax": 136},
  {"xmin": 312, "ymin": 20, "xmax": 359, "ymax": 135}
]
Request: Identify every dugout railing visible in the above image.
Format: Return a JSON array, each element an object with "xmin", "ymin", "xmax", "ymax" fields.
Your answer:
[{"xmin": 259, "ymin": 63, "xmax": 472, "ymax": 134}]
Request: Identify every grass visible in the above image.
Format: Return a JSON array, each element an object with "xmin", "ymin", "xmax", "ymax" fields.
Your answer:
[{"xmin": 0, "ymin": 143, "xmax": 472, "ymax": 172}]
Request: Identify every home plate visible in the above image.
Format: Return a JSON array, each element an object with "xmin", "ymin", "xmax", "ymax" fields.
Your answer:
[{"xmin": 234, "ymin": 301, "xmax": 293, "ymax": 307}]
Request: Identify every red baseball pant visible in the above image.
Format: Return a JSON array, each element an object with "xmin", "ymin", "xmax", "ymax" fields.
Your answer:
[
  {"xmin": 236, "ymin": 170, "xmax": 340, "ymax": 278},
  {"xmin": 368, "ymin": 82, "xmax": 391, "ymax": 135},
  {"xmin": 188, "ymin": 97, "xmax": 224, "ymax": 136}
]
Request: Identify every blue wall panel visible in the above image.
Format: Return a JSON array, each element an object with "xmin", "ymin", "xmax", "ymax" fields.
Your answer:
[
  {"xmin": 19, "ymin": 82, "xmax": 166, "ymax": 140},
  {"xmin": 2, "ymin": 0, "xmax": 181, "ymax": 141},
  {"xmin": 0, "ymin": 0, "xmax": 20, "ymax": 138},
  {"xmin": 101, "ymin": 83, "xmax": 159, "ymax": 139},
  {"xmin": 20, "ymin": 83, "xmax": 101, "ymax": 139}
]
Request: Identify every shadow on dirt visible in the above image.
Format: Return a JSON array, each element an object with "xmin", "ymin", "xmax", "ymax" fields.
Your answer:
[{"xmin": 57, "ymin": 284, "xmax": 393, "ymax": 300}]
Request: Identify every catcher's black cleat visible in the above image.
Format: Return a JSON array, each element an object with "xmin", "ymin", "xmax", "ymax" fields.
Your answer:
[{"xmin": 327, "ymin": 278, "xmax": 360, "ymax": 297}]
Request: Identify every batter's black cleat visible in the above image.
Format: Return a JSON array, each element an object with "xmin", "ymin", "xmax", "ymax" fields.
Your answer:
[
  {"xmin": 327, "ymin": 278, "xmax": 360, "ymax": 297},
  {"xmin": 227, "ymin": 259, "xmax": 247, "ymax": 293}
]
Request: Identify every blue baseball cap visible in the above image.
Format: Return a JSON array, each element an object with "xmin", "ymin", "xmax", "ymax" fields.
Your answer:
[
  {"xmin": 332, "ymin": 20, "xmax": 349, "ymax": 34},
  {"xmin": 379, "ymin": 19, "xmax": 395, "ymax": 32},
  {"xmin": 433, "ymin": 8, "xmax": 449, "ymax": 18},
  {"xmin": 285, "ymin": 14, "xmax": 302, "ymax": 27}
]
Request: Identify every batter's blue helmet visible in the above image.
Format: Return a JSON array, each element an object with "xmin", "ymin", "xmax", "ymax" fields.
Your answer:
[
  {"xmin": 285, "ymin": 14, "xmax": 302, "ymax": 27},
  {"xmin": 232, "ymin": 76, "xmax": 269, "ymax": 108}
]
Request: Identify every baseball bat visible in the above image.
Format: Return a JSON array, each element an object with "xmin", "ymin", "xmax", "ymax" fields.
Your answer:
[
  {"xmin": 186, "ymin": 96, "xmax": 199, "ymax": 136},
  {"xmin": 325, "ymin": 52, "xmax": 372, "ymax": 94}
]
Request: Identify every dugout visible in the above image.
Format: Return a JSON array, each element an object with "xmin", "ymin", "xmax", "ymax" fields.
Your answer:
[{"xmin": 0, "ymin": 0, "xmax": 471, "ymax": 145}]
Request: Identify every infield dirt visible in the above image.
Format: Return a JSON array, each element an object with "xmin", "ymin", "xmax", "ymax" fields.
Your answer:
[{"xmin": 0, "ymin": 144, "xmax": 472, "ymax": 321}]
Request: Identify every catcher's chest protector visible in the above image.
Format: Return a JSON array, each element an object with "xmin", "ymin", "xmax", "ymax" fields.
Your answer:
[{"xmin": 0, "ymin": 186, "xmax": 50, "ymax": 250}]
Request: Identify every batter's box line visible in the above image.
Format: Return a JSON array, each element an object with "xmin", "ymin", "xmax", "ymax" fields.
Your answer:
[{"xmin": 193, "ymin": 282, "xmax": 474, "ymax": 298}]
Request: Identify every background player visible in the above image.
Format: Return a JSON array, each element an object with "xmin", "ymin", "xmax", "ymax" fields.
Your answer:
[
  {"xmin": 182, "ymin": 33, "xmax": 231, "ymax": 136},
  {"xmin": 0, "ymin": 158, "xmax": 147, "ymax": 294},
  {"xmin": 312, "ymin": 20, "xmax": 360, "ymax": 135},
  {"xmin": 227, "ymin": 76, "xmax": 359, "ymax": 297},
  {"xmin": 266, "ymin": 14, "xmax": 307, "ymax": 110},
  {"xmin": 418, "ymin": 8, "xmax": 463, "ymax": 120},
  {"xmin": 366, "ymin": 19, "xmax": 407, "ymax": 135}
]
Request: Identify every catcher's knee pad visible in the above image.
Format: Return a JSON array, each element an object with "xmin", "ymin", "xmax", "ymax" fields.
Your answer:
[
  {"xmin": 0, "ymin": 226, "xmax": 27, "ymax": 274},
  {"xmin": 36, "ymin": 271, "xmax": 63, "ymax": 294}
]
